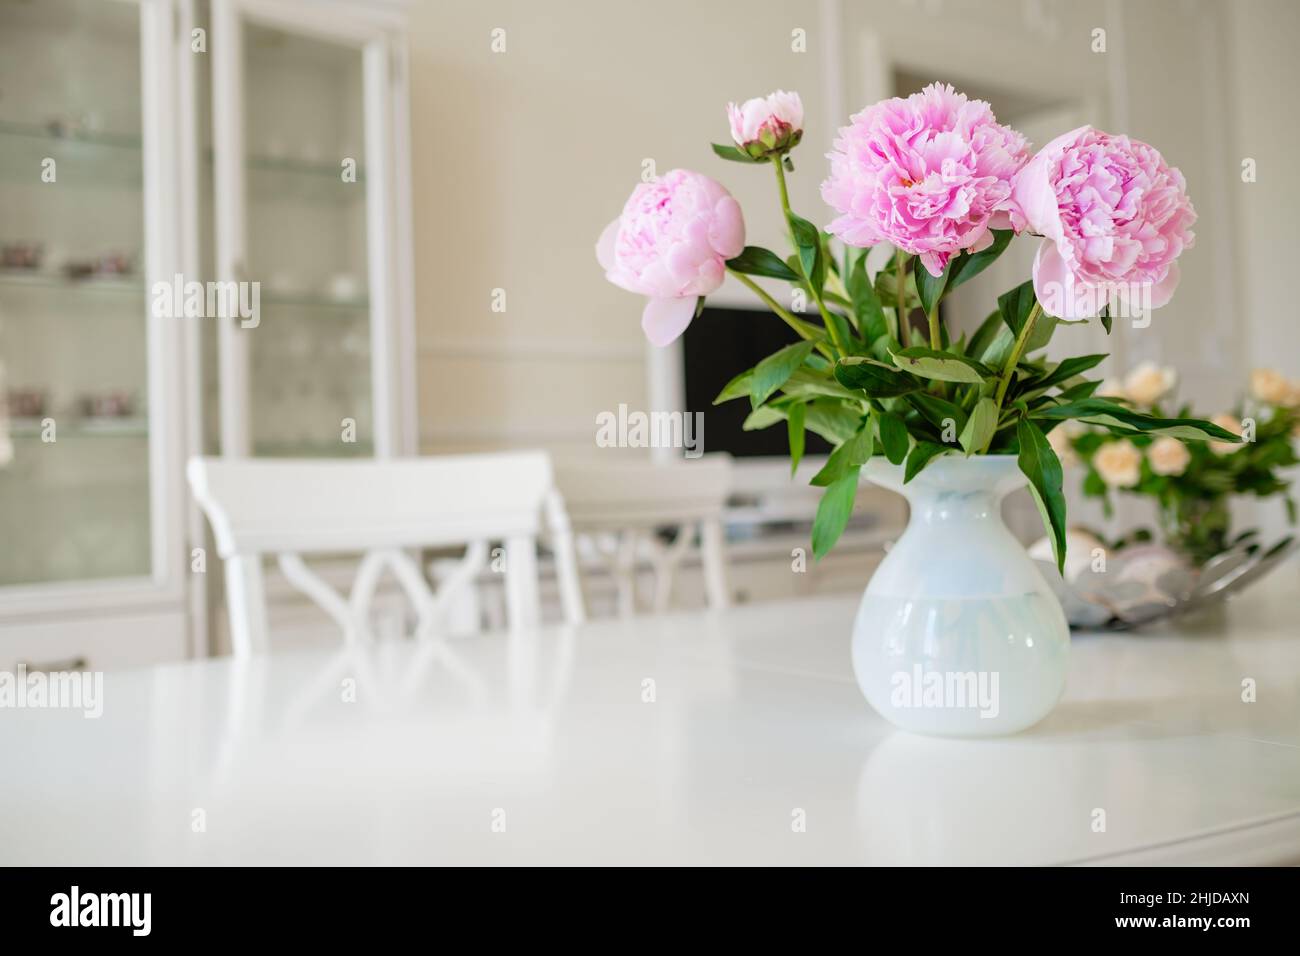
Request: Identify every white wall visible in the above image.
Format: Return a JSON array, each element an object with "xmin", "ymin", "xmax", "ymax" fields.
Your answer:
[
  {"xmin": 406, "ymin": 0, "xmax": 832, "ymax": 453},
  {"xmin": 1225, "ymin": 0, "xmax": 1300, "ymax": 537}
]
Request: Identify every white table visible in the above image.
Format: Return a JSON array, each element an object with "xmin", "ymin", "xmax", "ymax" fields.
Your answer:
[{"xmin": 3, "ymin": 563, "xmax": 1300, "ymax": 866}]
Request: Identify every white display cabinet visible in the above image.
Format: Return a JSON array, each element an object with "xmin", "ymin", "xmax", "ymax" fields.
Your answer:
[{"xmin": 0, "ymin": 0, "xmax": 416, "ymax": 665}]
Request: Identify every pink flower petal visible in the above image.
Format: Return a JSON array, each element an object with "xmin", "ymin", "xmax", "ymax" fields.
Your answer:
[
  {"xmin": 641, "ymin": 296, "xmax": 697, "ymax": 347},
  {"xmin": 1033, "ymin": 239, "xmax": 1096, "ymax": 320},
  {"xmin": 596, "ymin": 218, "xmax": 620, "ymax": 272},
  {"xmin": 1149, "ymin": 260, "xmax": 1180, "ymax": 309},
  {"xmin": 709, "ymin": 196, "xmax": 746, "ymax": 259}
]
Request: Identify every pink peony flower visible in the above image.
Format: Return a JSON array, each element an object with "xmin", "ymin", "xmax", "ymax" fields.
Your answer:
[
  {"xmin": 596, "ymin": 169, "xmax": 745, "ymax": 346},
  {"xmin": 728, "ymin": 90, "xmax": 803, "ymax": 158},
  {"xmin": 821, "ymin": 82, "xmax": 1030, "ymax": 277},
  {"xmin": 1011, "ymin": 126, "xmax": 1196, "ymax": 320}
]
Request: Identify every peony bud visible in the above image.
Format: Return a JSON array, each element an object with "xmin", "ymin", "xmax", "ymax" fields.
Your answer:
[{"xmin": 727, "ymin": 90, "xmax": 803, "ymax": 159}]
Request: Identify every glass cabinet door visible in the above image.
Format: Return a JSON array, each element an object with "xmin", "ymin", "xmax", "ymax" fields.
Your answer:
[
  {"xmin": 212, "ymin": 0, "xmax": 402, "ymax": 460},
  {"xmin": 0, "ymin": 0, "xmax": 154, "ymax": 587}
]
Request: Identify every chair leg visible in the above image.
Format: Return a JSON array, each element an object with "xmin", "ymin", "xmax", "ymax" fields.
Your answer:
[
  {"xmin": 224, "ymin": 554, "xmax": 269, "ymax": 657},
  {"xmin": 615, "ymin": 528, "xmax": 639, "ymax": 618},
  {"xmin": 504, "ymin": 535, "xmax": 541, "ymax": 631},
  {"xmin": 544, "ymin": 490, "xmax": 587, "ymax": 626},
  {"xmin": 700, "ymin": 518, "xmax": 731, "ymax": 610}
]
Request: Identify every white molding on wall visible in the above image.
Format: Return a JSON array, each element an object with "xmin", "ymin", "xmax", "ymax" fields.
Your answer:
[
  {"xmin": 419, "ymin": 338, "xmax": 645, "ymax": 362},
  {"xmin": 421, "ymin": 421, "xmax": 597, "ymax": 444}
]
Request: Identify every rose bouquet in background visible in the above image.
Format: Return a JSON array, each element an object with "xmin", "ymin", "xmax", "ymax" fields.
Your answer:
[
  {"xmin": 1059, "ymin": 364, "xmax": 1299, "ymax": 566},
  {"xmin": 596, "ymin": 83, "xmax": 1238, "ymax": 569}
]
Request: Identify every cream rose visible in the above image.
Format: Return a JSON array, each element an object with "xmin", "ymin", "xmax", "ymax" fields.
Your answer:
[
  {"xmin": 1122, "ymin": 361, "xmax": 1176, "ymax": 407},
  {"xmin": 1094, "ymin": 438, "xmax": 1142, "ymax": 487},
  {"xmin": 1209, "ymin": 413, "xmax": 1242, "ymax": 455},
  {"xmin": 1250, "ymin": 368, "xmax": 1290, "ymax": 405},
  {"xmin": 1097, "ymin": 378, "xmax": 1127, "ymax": 401},
  {"xmin": 1147, "ymin": 436, "xmax": 1190, "ymax": 476}
]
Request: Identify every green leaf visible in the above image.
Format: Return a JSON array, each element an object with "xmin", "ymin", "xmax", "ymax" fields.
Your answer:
[
  {"xmin": 891, "ymin": 347, "xmax": 992, "ymax": 384},
  {"xmin": 1055, "ymin": 379, "xmax": 1103, "ymax": 402},
  {"xmin": 979, "ymin": 323, "xmax": 1015, "ymax": 367},
  {"xmin": 1017, "ymin": 417, "xmax": 1068, "ymax": 574},
  {"xmin": 843, "ymin": 246, "xmax": 867, "ymax": 289},
  {"xmin": 904, "ymin": 441, "xmax": 952, "ymax": 483},
  {"xmin": 812, "ymin": 469, "xmax": 860, "ymax": 559},
  {"xmin": 1099, "ymin": 304, "xmax": 1113, "ymax": 335},
  {"xmin": 967, "ymin": 310, "xmax": 1004, "ymax": 363},
  {"xmin": 822, "ymin": 309, "xmax": 856, "ymax": 356},
  {"xmin": 788, "ymin": 212, "xmax": 825, "ymax": 295},
  {"xmin": 711, "ymin": 143, "xmax": 761, "ymax": 163},
  {"xmin": 811, "ymin": 420, "xmax": 872, "ymax": 487},
  {"xmin": 878, "ymin": 411, "xmax": 910, "ymax": 465},
  {"xmin": 997, "ymin": 280, "xmax": 1038, "ymax": 337},
  {"xmin": 742, "ymin": 405, "xmax": 786, "ymax": 431},
  {"xmin": 803, "ymin": 400, "xmax": 862, "ymax": 444},
  {"xmin": 1033, "ymin": 398, "xmax": 1242, "ymax": 442},
  {"xmin": 751, "ymin": 340, "xmax": 816, "ymax": 408},
  {"xmin": 946, "ymin": 229, "xmax": 1013, "ymax": 293},
  {"xmin": 780, "ymin": 367, "xmax": 863, "ymax": 402},
  {"xmin": 904, "ymin": 392, "xmax": 967, "ymax": 435},
  {"xmin": 1024, "ymin": 354, "xmax": 1108, "ymax": 393},
  {"xmin": 726, "ymin": 246, "xmax": 800, "ymax": 281},
  {"xmin": 875, "ymin": 265, "xmax": 919, "ymax": 311},
  {"xmin": 834, "ymin": 356, "xmax": 920, "ymax": 397},
  {"xmin": 847, "ymin": 258, "xmax": 889, "ymax": 343},
  {"xmin": 713, "ymin": 368, "xmax": 753, "ymax": 405},
  {"xmin": 915, "ymin": 260, "xmax": 949, "ymax": 319},
  {"xmin": 1025, "ymin": 314, "xmax": 1060, "ymax": 354},
  {"xmin": 959, "ymin": 397, "xmax": 998, "ymax": 456},
  {"xmin": 787, "ymin": 402, "xmax": 806, "ymax": 476}
]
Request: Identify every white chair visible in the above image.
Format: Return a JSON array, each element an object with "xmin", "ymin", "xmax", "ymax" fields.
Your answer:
[
  {"xmin": 188, "ymin": 452, "xmax": 585, "ymax": 657},
  {"xmin": 554, "ymin": 454, "xmax": 733, "ymax": 615}
]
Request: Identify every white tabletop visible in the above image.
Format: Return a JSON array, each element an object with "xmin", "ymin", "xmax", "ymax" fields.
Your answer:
[{"xmin": 4, "ymin": 562, "xmax": 1300, "ymax": 866}]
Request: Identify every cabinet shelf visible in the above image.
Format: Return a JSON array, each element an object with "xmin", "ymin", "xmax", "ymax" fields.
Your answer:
[
  {"xmin": 261, "ymin": 292, "xmax": 369, "ymax": 311},
  {"xmin": 0, "ymin": 119, "xmax": 365, "ymax": 201},
  {"xmin": 0, "ymin": 270, "xmax": 143, "ymax": 295},
  {"xmin": 253, "ymin": 440, "xmax": 374, "ymax": 457},
  {"xmin": 0, "ymin": 119, "xmax": 144, "ymax": 188},
  {"xmin": 8, "ymin": 417, "xmax": 148, "ymax": 438},
  {"xmin": 0, "ymin": 272, "xmax": 368, "ymax": 311}
]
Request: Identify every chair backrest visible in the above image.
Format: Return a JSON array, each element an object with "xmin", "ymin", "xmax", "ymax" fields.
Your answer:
[
  {"xmin": 188, "ymin": 452, "xmax": 585, "ymax": 656},
  {"xmin": 556, "ymin": 454, "xmax": 733, "ymax": 530},
  {"xmin": 553, "ymin": 454, "xmax": 733, "ymax": 614}
]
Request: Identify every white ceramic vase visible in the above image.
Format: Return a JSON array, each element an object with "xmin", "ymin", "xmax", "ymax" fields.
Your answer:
[{"xmin": 852, "ymin": 455, "xmax": 1069, "ymax": 736}]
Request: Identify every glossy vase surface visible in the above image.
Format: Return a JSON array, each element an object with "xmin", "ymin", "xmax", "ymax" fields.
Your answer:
[{"xmin": 852, "ymin": 455, "xmax": 1069, "ymax": 736}]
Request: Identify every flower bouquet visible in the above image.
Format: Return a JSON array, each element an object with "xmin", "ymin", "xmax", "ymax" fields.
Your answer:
[
  {"xmin": 596, "ymin": 84, "xmax": 1238, "ymax": 734},
  {"xmin": 1037, "ymin": 365, "xmax": 1299, "ymax": 628}
]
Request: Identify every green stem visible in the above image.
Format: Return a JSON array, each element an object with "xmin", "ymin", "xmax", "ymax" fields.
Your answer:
[
  {"xmin": 981, "ymin": 301, "xmax": 1043, "ymax": 453},
  {"xmin": 926, "ymin": 306, "xmax": 948, "ymax": 399},
  {"xmin": 825, "ymin": 266, "xmax": 849, "ymax": 301},
  {"xmin": 728, "ymin": 269, "xmax": 834, "ymax": 360},
  {"xmin": 772, "ymin": 158, "xmax": 849, "ymax": 357},
  {"xmin": 895, "ymin": 251, "xmax": 911, "ymax": 347}
]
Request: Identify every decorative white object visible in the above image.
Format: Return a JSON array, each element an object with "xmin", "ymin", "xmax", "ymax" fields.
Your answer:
[{"xmin": 852, "ymin": 456, "xmax": 1070, "ymax": 736}]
